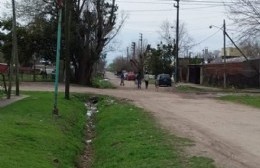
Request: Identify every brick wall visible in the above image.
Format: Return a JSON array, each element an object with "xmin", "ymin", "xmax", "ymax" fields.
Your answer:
[{"xmin": 203, "ymin": 59, "xmax": 260, "ymax": 88}]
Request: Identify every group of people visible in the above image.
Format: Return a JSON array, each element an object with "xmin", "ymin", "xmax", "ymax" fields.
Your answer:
[{"xmin": 120, "ymin": 71, "xmax": 150, "ymax": 89}]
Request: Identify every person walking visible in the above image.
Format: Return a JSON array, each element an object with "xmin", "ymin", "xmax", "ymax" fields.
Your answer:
[
  {"xmin": 136, "ymin": 71, "xmax": 142, "ymax": 89},
  {"xmin": 120, "ymin": 71, "xmax": 125, "ymax": 86},
  {"xmin": 144, "ymin": 71, "xmax": 149, "ymax": 89}
]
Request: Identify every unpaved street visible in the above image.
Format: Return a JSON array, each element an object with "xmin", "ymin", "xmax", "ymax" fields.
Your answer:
[{"xmin": 20, "ymin": 72, "xmax": 260, "ymax": 168}]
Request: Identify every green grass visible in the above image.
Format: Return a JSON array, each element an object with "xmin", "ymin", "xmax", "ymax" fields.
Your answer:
[
  {"xmin": 0, "ymin": 85, "xmax": 5, "ymax": 99},
  {"xmin": 219, "ymin": 95, "xmax": 260, "ymax": 108},
  {"xmin": 20, "ymin": 74, "xmax": 53, "ymax": 82},
  {"xmin": 91, "ymin": 76, "xmax": 115, "ymax": 89},
  {"xmin": 0, "ymin": 92, "xmax": 86, "ymax": 168},
  {"xmin": 0, "ymin": 92, "xmax": 217, "ymax": 168},
  {"xmin": 176, "ymin": 85, "xmax": 207, "ymax": 92},
  {"xmin": 92, "ymin": 97, "xmax": 216, "ymax": 168}
]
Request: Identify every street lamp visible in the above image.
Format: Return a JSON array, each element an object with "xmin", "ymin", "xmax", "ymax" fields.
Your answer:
[{"xmin": 209, "ymin": 19, "xmax": 226, "ymax": 89}]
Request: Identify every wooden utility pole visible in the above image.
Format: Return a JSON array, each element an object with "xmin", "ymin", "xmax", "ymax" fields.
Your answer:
[
  {"xmin": 174, "ymin": 0, "xmax": 180, "ymax": 83},
  {"xmin": 223, "ymin": 19, "xmax": 227, "ymax": 89}
]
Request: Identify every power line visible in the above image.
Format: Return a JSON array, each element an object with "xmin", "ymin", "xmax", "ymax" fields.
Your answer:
[
  {"xmin": 117, "ymin": 0, "xmax": 231, "ymax": 11},
  {"xmin": 124, "ymin": 9, "xmax": 174, "ymax": 12},
  {"xmin": 117, "ymin": 0, "xmax": 172, "ymax": 4},
  {"xmin": 118, "ymin": 0, "xmax": 234, "ymax": 5},
  {"xmin": 192, "ymin": 29, "xmax": 221, "ymax": 47}
]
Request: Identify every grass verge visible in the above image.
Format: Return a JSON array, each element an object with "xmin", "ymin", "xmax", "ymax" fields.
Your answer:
[
  {"xmin": 92, "ymin": 97, "xmax": 216, "ymax": 168},
  {"xmin": 0, "ymin": 92, "xmax": 86, "ymax": 168},
  {"xmin": 92, "ymin": 76, "xmax": 115, "ymax": 89},
  {"xmin": 219, "ymin": 95, "xmax": 260, "ymax": 108},
  {"xmin": 176, "ymin": 85, "xmax": 207, "ymax": 93},
  {"xmin": 0, "ymin": 92, "xmax": 217, "ymax": 168}
]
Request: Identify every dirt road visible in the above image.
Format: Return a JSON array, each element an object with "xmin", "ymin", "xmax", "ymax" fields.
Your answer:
[{"xmin": 20, "ymin": 72, "xmax": 260, "ymax": 168}]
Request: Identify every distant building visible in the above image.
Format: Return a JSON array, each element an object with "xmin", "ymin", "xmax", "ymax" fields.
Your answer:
[{"xmin": 220, "ymin": 47, "xmax": 246, "ymax": 57}]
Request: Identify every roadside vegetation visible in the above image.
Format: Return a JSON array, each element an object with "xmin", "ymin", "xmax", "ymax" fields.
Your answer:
[
  {"xmin": 91, "ymin": 76, "xmax": 115, "ymax": 89},
  {"xmin": 220, "ymin": 95, "xmax": 260, "ymax": 109},
  {"xmin": 92, "ymin": 96, "xmax": 216, "ymax": 168},
  {"xmin": 0, "ymin": 85, "xmax": 4, "ymax": 99},
  {"xmin": 0, "ymin": 92, "xmax": 86, "ymax": 168},
  {"xmin": 0, "ymin": 91, "xmax": 216, "ymax": 168},
  {"xmin": 176, "ymin": 85, "xmax": 208, "ymax": 93},
  {"xmin": 19, "ymin": 74, "xmax": 53, "ymax": 82}
]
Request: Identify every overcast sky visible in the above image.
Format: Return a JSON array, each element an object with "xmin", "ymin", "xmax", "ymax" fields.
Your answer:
[
  {"xmin": 107, "ymin": 0, "xmax": 236, "ymax": 63},
  {"xmin": 0, "ymin": 0, "xmax": 236, "ymax": 63}
]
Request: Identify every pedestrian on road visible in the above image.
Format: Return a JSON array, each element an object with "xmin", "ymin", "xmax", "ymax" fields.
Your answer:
[
  {"xmin": 144, "ymin": 71, "xmax": 149, "ymax": 89},
  {"xmin": 120, "ymin": 71, "xmax": 125, "ymax": 86},
  {"xmin": 136, "ymin": 71, "xmax": 142, "ymax": 89}
]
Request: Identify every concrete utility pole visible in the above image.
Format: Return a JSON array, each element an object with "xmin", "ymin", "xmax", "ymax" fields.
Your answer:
[
  {"xmin": 12, "ymin": 0, "xmax": 19, "ymax": 96},
  {"xmin": 8, "ymin": 0, "xmax": 19, "ymax": 99},
  {"xmin": 53, "ymin": 0, "xmax": 63, "ymax": 115},
  {"xmin": 174, "ymin": 0, "xmax": 180, "ymax": 83},
  {"xmin": 140, "ymin": 33, "xmax": 144, "ymax": 73},
  {"xmin": 127, "ymin": 47, "xmax": 129, "ymax": 61},
  {"xmin": 140, "ymin": 33, "xmax": 143, "ymax": 54},
  {"xmin": 223, "ymin": 19, "xmax": 227, "ymax": 89}
]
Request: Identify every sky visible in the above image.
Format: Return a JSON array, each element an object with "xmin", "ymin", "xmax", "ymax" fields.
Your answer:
[
  {"xmin": 107, "ymin": 0, "xmax": 236, "ymax": 63},
  {"xmin": 0, "ymin": 0, "xmax": 236, "ymax": 64}
]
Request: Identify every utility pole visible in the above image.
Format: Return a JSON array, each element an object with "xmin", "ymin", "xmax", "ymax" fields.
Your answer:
[
  {"xmin": 127, "ymin": 47, "xmax": 129, "ymax": 61},
  {"xmin": 223, "ymin": 19, "xmax": 227, "ymax": 89},
  {"xmin": 174, "ymin": 0, "xmax": 180, "ymax": 83},
  {"xmin": 65, "ymin": 0, "xmax": 72, "ymax": 100},
  {"xmin": 140, "ymin": 33, "xmax": 143, "ymax": 74},
  {"xmin": 140, "ymin": 33, "xmax": 143, "ymax": 54},
  {"xmin": 53, "ymin": 0, "xmax": 63, "ymax": 115},
  {"xmin": 132, "ymin": 42, "xmax": 136, "ymax": 59},
  {"xmin": 8, "ymin": 0, "xmax": 19, "ymax": 99},
  {"xmin": 12, "ymin": 0, "xmax": 19, "ymax": 96}
]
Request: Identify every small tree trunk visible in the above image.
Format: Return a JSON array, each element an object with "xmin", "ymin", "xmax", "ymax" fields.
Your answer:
[{"xmin": 65, "ymin": 0, "xmax": 72, "ymax": 100}]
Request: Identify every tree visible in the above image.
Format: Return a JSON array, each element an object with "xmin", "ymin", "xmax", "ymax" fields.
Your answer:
[
  {"xmin": 0, "ymin": 17, "xmax": 54, "ymax": 66},
  {"xmin": 110, "ymin": 56, "xmax": 131, "ymax": 73},
  {"xmin": 159, "ymin": 20, "xmax": 194, "ymax": 57},
  {"xmin": 239, "ymin": 39, "xmax": 260, "ymax": 57},
  {"xmin": 64, "ymin": 0, "xmax": 72, "ymax": 99},
  {"xmin": 145, "ymin": 43, "xmax": 173, "ymax": 76},
  {"xmin": 16, "ymin": 0, "xmax": 125, "ymax": 85},
  {"xmin": 226, "ymin": 0, "xmax": 260, "ymax": 40}
]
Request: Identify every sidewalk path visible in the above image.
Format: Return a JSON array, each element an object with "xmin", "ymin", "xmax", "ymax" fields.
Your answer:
[{"xmin": 0, "ymin": 95, "xmax": 28, "ymax": 107}]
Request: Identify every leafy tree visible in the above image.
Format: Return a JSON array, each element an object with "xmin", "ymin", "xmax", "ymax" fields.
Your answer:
[
  {"xmin": 15, "ymin": 0, "xmax": 125, "ymax": 85},
  {"xmin": 145, "ymin": 44, "xmax": 173, "ymax": 76},
  {"xmin": 0, "ymin": 17, "xmax": 55, "ymax": 66}
]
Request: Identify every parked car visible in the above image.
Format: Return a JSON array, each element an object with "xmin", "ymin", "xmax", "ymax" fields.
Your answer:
[
  {"xmin": 127, "ymin": 72, "xmax": 135, "ymax": 80},
  {"xmin": 156, "ymin": 74, "xmax": 172, "ymax": 87}
]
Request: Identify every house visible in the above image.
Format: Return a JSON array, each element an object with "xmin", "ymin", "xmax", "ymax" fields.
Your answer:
[{"xmin": 220, "ymin": 47, "xmax": 247, "ymax": 58}]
